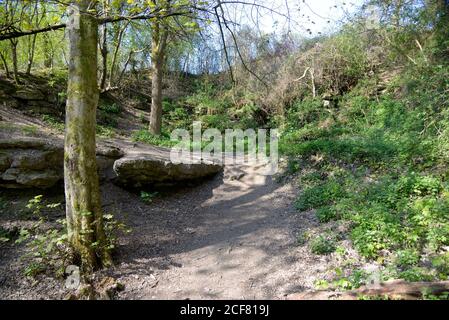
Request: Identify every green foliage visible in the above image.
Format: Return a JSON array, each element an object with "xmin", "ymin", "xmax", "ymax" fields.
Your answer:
[
  {"xmin": 395, "ymin": 249, "xmax": 420, "ymax": 268},
  {"xmin": 431, "ymin": 252, "xmax": 449, "ymax": 279},
  {"xmin": 103, "ymin": 213, "xmax": 132, "ymax": 252},
  {"xmin": 16, "ymin": 195, "xmax": 70, "ymax": 278},
  {"xmin": 96, "ymin": 125, "xmax": 116, "ymax": 138},
  {"xmin": 316, "ymin": 206, "xmax": 339, "ymax": 223},
  {"xmin": 310, "ymin": 234, "xmax": 336, "ymax": 255},
  {"xmin": 22, "ymin": 125, "xmax": 39, "ymax": 136},
  {"xmin": 140, "ymin": 191, "xmax": 158, "ymax": 204},
  {"xmin": 295, "ymin": 179, "xmax": 345, "ymax": 212},
  {"xmin": 98, "ymin": 103, "xmax": 121, "ymax": 128},
  {"xmin": 285, "ymin": 55, "xmax": 449, "ymax": 282},
  {"xmin": 132, "ymin": 129, "xmax": 178, "ymax": 147},
  {"xmin": 42, "ymin": 115, "xmax": 64, "ymax": 132},
  {"xmin": 422, "ymin": 291, "xmax": 449, "ymax": 300},
  {"xmin": 0, "ymin": 226, "xmax": 17, "ymax": 243},
  {"xmin": 99, "ymin": 103, "xmax": 121, "ymax": 115}
]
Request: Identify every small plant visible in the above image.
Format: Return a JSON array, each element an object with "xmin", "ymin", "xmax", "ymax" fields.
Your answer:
[
  {"xmin": 314, "ymin": 279, "xmax": 330, "ymax": 290},
  {"xmin": 22, "ymin": 125, "xmax": 38, "ymax": 135},
  {"xmin": 140, "ymin": 191, "xmax": 159, "ymax": 204},
  {"xmin": 296, "ymin": 231, "xmax": 310, "ymax": 246},
  {"xmin": 316, "ymin": 206, "xmax": 339, "ymax": 223},
  {"xmin": 295, "ymin": 179, "xmax": 345, "ymax": 212},
  {"xmin": 395, "ymin": 249, "xmax": 420, "ymax": 268},
  {"xmin": 139, "ymin": 112, "xmax": 148, "ymax": 124},
  {"xmin": 42, "ymin": 115, "xmax": 64, "ymax": 132},
  {"xmin": 431, "ymin": 252, "xmax": 449, "ymax": 279},
  {"xmin": 99, "ymin": 103, "xmax": 121, "ymax": 114},
  {"xmin": 422, "ymin": 290, "xmax": 449, "ymax": 300},
  {"xmin": 0, "ymin": 226, "xmax": 17, "ymax": 243},
  {"xmin": 16, "ymin": 195, "xmax": 71, "ymax": 278},
  {"xmin": 310, "ymin": 234, "xmax": 336, "ymax": 255},
  {"xmin": 398, "ymin": 267, "xmax": 434, "ymax": 282},
  {"xmin": 133, "ymin": 129, "xmax": 177, "ymax": 148},
  {"xmin": 96, "ymin": 124, "xmax": 115, "ymax": 137},
  {"xmin": 103, "ymin": 213, "xmax": 132, "ymax": 251}
]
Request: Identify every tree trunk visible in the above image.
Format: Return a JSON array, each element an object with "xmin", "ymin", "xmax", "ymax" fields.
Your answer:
[
  {"xmin": 149, "ymin": 55, "xmax": 164, "ymax": 135},
  {"xmin": 0, "ymin": 51, "xmax": 10, "ymax": 78},
  {"xmin": 26, "ymin": 34, "xmax": 37, "ymax": 75},
  {"xmin": 43, "ymin": 34, "xmax": 53, "ymax": 69},
  {"xmin": 108, "ymin": 21, "xmax": 129, "ymax": 88},
  {"xmin": 10, "ymin": 39, "xmax": 19, "ymax": 84},
  {"xmin": 65, "ymin": 0, "xmax": 111, "ymax": 273},
  {"xmin": 149, "ymin": 21, "xmax": 167, "ymax": 135}
]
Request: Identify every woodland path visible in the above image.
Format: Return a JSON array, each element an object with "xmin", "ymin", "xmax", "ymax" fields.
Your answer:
[
  {"xmin": 0, "ymin": 100, "xmax": 337, "ymax": 299},
  {"xmin": 103, "ymin": 160, "xmax": 329, "ymax": 300}
]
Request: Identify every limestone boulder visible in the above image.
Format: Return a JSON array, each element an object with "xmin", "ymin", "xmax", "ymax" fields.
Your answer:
[{"xmin": 113, "ymin": 154, "xmax": 223, "ymax": 187}]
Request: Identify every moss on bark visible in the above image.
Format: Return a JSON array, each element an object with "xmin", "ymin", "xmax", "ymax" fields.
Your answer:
[{"xmin": 65, "ymin": 0, "xmax": 112, "ymax": 273}]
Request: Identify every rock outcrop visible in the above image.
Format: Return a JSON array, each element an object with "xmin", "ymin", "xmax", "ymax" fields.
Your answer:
[
  {"xmin": 0, "ymin": 138, "xmax": 63, "ymax": 188},
  {"xmin": 0, "ymin": 138, "xmax": 125, "ymax": 189},
  {"xmin": 113, "ymin": 154, "xmax": 223, "ymax": 187},
  {"xmin": 0, "ymin": 137, "xmax": 222, "ymax": 189}
]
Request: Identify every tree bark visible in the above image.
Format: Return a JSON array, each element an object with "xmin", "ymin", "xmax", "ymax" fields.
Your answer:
[
  {"xmin": 10, "ymin": 39, "xmax": 19, "ymax": 83},
  {"xmin": 99, "ymin": 0, "xmax": 109, "ymax": 90},
  {"xmin": 108, "ymin": 21, "xmax": 130, "ymax": 88},
  {"xmin": 26, "ymin": 34, "xmax": 37, "ymax": 75},
  {"xmin": 149, "ymin": 20, "xmax": 167, "ymax": 135},
  {"xmin": 65, "ymin": 0, "xmax": 112, "ymax": 273},
  {"xmin": 0, "ymin": 51, "xmax": 10, "ymax": 78},
  {"xmin": 43, "ymin": 34, "xmax": 53, "ymax": 69}
]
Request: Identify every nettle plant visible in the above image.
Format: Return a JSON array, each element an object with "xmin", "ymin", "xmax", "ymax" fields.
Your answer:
[
  {"xmin": 16, "ymin": 195, "xmax": 71, "ymax": 278},
  {"xmin": 17, "ymin": 195, "xmax": 131, "ymax": 278}
]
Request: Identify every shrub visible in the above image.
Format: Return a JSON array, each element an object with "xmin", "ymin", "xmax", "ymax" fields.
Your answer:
[
  {"xmin": 316, "ymin": 206, "xmax": 339, "ymax": 223},
  {"xmin": 310, "ymin": 234, "xmax": 336, "ymax": 255},
  {"xmin": 295, "ymin": 179, "xmax": 345, "ymax": 211},
  {"xmin": 132, "ymin": 129, "xmax": 177, "ymax": 147}
]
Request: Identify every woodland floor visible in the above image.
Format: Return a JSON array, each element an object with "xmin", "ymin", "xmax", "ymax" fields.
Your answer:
[
  {"xmin": 0, "ymin": 99, "xmax": 364, "ymax": 300},
  {"xmin": 0, "ymin": 158, "xmax": 365, "ymax": 299}
]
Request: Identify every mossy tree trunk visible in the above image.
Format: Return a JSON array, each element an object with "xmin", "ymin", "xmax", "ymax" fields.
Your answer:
[
  {"xmin": 0, "ymin": 51, "xmax": 10, "ymax": 78},
  {"xmin": 149, "ymin": 18, "xmax": 168, "ymax": 135},
  {"xmin": 43, "ymin": 34, "xmax": 53, "ymax": 69},
  {"xmin": 9, "ymin": 38, "xmax": 19, "ymax": 83},
  {"xmin": 99, "ymin": 0, "xmax": 109, "ymax": 90},
  {"xmin": 65, "ymin": 0, "xmax": 111, "ymax": 273},
  {"xmin": 26, "ymin": 34, "xmax": 37, "ymax": 75}
]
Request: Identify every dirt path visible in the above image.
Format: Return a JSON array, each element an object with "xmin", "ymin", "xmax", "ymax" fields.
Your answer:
[
  {"xmin": 101, "ymin": 161, "xmax": 331, "ymax": 300},
  {"xmin": 0, "ymin": 140, "xmax": 343, "ymax": 300}
]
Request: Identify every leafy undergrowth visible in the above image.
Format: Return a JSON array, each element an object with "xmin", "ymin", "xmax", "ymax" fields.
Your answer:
[{"xmin": 281, "ymin": 64, "xmax": 449, "ymax": 290}]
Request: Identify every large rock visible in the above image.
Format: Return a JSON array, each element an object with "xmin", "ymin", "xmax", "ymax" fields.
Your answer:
[
  {"xmin": 113, "ymin": 154, "xmax": 223, "ymax": 187},
  {"xmin": 12, "ymin": 88, "xmax": 45, "ymax": 101},
  {"xmin": 0, "ymin": 138, "xmax": 63, "ymax": 188},
  {"xmin": 0, "ymin": 136, "xmax": 222, "ymax": 189},
  {"xmin": 0, "ymin": 138, "xmax": 124, "ymax": 189}
]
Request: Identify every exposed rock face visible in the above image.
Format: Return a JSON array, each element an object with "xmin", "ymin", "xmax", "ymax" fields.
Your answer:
[
  {"xmin": 0, "ymin": 75, "xmax": 66, "ymax": 117},
  {"xmin": 0, "ymin": 137, "xmax": 222, "ymax": 189},
  {"xmin": 0, "ymin": 138, "xmax": 63, "ymax": 188},
  {"xmin": 113, "ymin": 155, "xmax": 223, "ymax": 187},
  {"xmin": 0, "ymin": 138, "xmax": 125, "ymax": 189}
]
